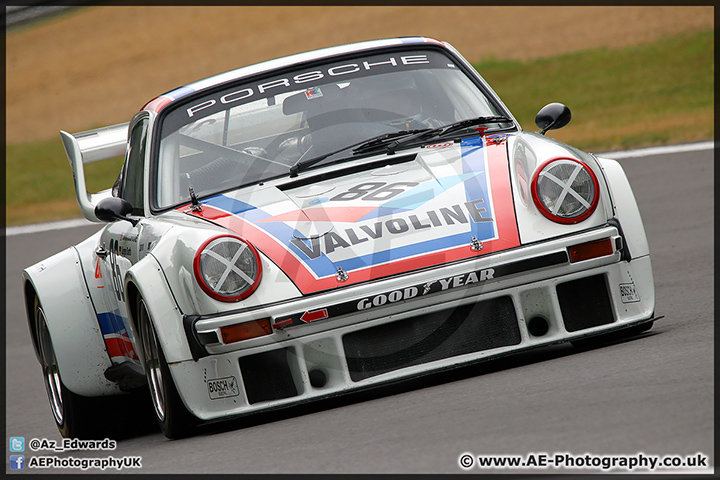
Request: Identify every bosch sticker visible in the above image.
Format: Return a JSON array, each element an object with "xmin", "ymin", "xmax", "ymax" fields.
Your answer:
[
  {"xmin": 207, "ymin": 376, "xmax": 240, "ymax": 400},
  {"xmin": 619, "ymin": 283, "xmax": 640, "ymax": 303}
]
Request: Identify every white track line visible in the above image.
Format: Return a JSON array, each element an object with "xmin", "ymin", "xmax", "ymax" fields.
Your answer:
[
  {"xmin": 599, "ymin": 140, "xmax": 714, "ymax": 159},
  {"xmin": 5, "ymin": 141, "xmax": 714, "ymax": 237},
  {"xmin": 6, "ymin": 218, "xmax": 98, "ymax": 237}
]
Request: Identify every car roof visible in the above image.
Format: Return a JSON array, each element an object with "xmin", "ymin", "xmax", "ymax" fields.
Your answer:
[{"xmin": 140, "ymin": 36, "xmax": 445, "ymax": 114}]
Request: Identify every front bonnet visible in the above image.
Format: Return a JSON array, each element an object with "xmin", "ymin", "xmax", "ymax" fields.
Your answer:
[{"xmin": 185, "ymin": 136, "xmax": 520, "ymax": 294}]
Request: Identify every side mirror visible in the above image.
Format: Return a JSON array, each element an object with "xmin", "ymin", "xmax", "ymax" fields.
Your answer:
[
  {"xmin": 535, "ymin": 103, "xmax": 571, "ymax": 135},
  {"xmin": 95, "ymin": 197, "xmax": 139, "ymax": 226}
]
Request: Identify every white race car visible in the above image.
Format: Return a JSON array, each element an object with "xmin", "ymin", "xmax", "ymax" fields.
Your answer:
[{"xmin": 23, "ymin": 37, "xmax": 658, "ymax": 439}]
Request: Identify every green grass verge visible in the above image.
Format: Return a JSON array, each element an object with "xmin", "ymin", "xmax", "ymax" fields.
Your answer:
[
  {"xmin": 5, "ymin": 29, "xmax": 713, "ymax": 226},
  {"xmin": 475, "ymin": 28, "xmax": 713, "ymax": 151},
  {"xmin": 6, "ymin": 140, "xmax": 124, "ymax": 226}
]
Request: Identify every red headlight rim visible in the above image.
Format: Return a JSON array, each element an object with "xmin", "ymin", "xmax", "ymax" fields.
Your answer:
[
  {"xmin": 530, "ymin": 157, "xmax": 600, "ymax": 224},
  {"xmin": 193, "ymin": 235, "xmax": 263, "ymax": 302}
]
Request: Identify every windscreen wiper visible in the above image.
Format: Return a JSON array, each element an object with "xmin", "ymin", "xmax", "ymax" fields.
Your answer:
[
  {"xmin": 435, "ymin": 115, "xmax": 514, "ymax": 138},
  {"xmin": 289, "ymin": 128, "xmax": 428, "ymax": 177},
  {"xmin": 288, "ymin": 117, "xmax": 513, "ymax": 176},
  {"xmin": 352, "ymin": 128, "xmax": 432, "ymax": 155},
  {"xmin": 367, "ymin": 115, "xmax": 515, "ymax": 155}
]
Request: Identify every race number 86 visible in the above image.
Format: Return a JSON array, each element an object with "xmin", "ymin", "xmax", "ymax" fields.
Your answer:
[{"xmin": 330, "ymin": 182, "xmax": 419, "ymax": 202}]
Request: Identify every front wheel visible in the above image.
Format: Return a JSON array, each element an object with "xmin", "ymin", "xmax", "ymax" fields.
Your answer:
[{"xmin": 137, "ymin": 298, "xmax": 197, "ymax": 439}]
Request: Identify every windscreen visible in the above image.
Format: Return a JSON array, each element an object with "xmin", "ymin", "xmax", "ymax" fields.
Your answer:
[{"xmin": 155, "ymin": 49, "xmax": 507, "ymax": 209}]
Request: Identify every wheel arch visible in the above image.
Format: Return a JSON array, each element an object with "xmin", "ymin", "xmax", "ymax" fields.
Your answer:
[
  {"xmin": 22, "ymin": 247, "xmax": 121, "ymax": 396},
  {"xmin": 595, "ymin": 156, "xmax": 651, "ymax": 259},
  {"xmin": 123, "ymin": 254, "xmax": 194, "ymax": 364},
  {"xmin": 125, "ymin": 281, "xmax": 141, "ymax": 335},
  {"xmin": 123, "ymin": 280, "xmax": 146, "ymax": 368},
  {"xmin": 23, "ymin": 278, "xmax": 42, "ymax": 363}
]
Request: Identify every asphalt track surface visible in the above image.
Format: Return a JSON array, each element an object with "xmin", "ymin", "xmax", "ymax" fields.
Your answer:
[{"xmin": 5, "ymin": 146, "xmax": 714, "ymax": 474}]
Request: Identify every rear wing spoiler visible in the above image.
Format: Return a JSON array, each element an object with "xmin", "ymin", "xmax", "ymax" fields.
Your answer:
[{"xmin": 60, "ymin": 123, "xmax": 129, "ymax": 222}]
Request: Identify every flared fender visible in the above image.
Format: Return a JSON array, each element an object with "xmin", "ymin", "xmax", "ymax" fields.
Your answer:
[{"xmin": 23, "ymin": 247, "xmax": 121, "ymax": 396}]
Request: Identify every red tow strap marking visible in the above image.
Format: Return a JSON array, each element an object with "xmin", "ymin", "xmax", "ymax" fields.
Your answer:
[{"xmin": 301, "ymin": 309, "xmax": 329, "ymax": 323}]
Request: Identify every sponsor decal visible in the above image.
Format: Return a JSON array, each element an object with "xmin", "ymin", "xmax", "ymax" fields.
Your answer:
[
  {"xmin": 357, "ymin": 268, "xmax": 494, "ymax": 310},
  {"xmin": 207, "ymin": 376, "xmax": 240, "ymax": 400},
  {"xmin": 272, "ymin": 251, "xmax": 567, "ymax": 329},
  {"xmin": 288, "ymin": 198, "xmax": 492, "ymax": 260},
  {"xmin": 94, "ymin": 258, "xmax": 103, "ymax": 280},
  {"xmin": 96, "ymin": 310, "xmax": 139, "ymax": 361},
  {"xmin": 619, "ymin": 282, "xmax": 640, "ymax": 303},
  {"xmin": 186, "ymin": 137, "xmax": 520, "ymax": 294},
  {"xmin": 181, "ymin": 52, "xmax": 438, "ymax": 120},
  {"xmin": 120, "ymin": 232, "xmax": 138, "ymax": 242},
  {"xmin": 425, "ymin": 142, "xmax": 454, "ymax": 149},
  {"xmin": 486, "ymin": 134, "xmax": 509, "ymax": 145},
  {"xmin": 304, "ymin": 87, "xmax": 324, "ymax": 99},
  {"xmin": 107, "ymin": 239, "xmax": 125, "ymax": 302}
]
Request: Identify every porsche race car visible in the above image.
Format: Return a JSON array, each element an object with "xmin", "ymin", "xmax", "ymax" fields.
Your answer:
[{"xmin": 23, "ymin": 37, "xmax": 658, "ymax": 439}]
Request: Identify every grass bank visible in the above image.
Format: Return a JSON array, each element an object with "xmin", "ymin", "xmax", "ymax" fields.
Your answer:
[
  {"xmin": 476, "ymin": 28, "xmax": 713, "ymax": 151},
  {"xmin": 5, "ymin": 29, "xmax": 713, "ymax": 226}
]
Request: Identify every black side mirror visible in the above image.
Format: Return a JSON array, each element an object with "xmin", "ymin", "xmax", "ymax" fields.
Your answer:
[
  {"xmin": 95, "ymin": 197, "xmax": 139, "ymax": 226},
  {"xmin": 535, "ymin": 103, "xmax": 571, "ymax": 135}
]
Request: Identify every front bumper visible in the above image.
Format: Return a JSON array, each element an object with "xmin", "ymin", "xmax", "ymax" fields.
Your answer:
[{"xmin": 170, "ymin": 224, "xmax": 655, "ymax": 421}]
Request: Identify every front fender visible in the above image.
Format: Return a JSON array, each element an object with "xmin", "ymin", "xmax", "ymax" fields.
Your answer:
[
  {"xmin": 507, "ymin": 132, "xmax": 614, "ymax": 244},
  {"xmin": 23, "ymin": 247, "xmax": 121, "ymax": 396},
  {"xmin": 595, "ymin": 156, "xmax": 651, "ymax": 259},
  {"xmin": 142, "ymin": 221, "xmax": 302, "ymax": 317},
  {"xmin": 124, "ymin": 254, "xmax": 193, "ymax": 364}
]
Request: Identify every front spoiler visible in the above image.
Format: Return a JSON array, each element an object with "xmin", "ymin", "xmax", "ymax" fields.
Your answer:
[
  {"xmin": 196, "ymin": 315, "xmax": 661, "ymax": 428},
  {"xmin": 164, "ymin": 223, "xmax": 656, "ymax": 421}
]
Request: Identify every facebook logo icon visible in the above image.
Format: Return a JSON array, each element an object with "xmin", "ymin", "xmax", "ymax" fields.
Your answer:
[{"xmin": 9, "ymin": 455, "xmax": 25, "ymax": 470}]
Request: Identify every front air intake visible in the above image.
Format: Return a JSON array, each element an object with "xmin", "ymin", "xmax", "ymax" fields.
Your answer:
[
  {"xmin": 557, "ymin": 274, "xmax": 615, "ymax": 332},
  {"xmin": 343, "ymin": 296, "xmax": 520, "ymax": 382},
  {"xmin": 239, "ymin": 348, "xmax": 298, "ymax": 404}
]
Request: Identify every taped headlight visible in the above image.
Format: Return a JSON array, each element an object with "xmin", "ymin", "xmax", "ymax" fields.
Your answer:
[
  {"xmin": 531, "ymin": 157, "xmax": 599, "ymax": 224},
  {"xmin": 193, "ymin": 235, "xmax": 262, "ymax": 302}
]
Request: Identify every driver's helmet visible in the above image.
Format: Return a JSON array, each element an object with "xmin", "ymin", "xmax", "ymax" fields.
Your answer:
[{"xmin": 368, "ymin": 88, "xmax": 424, "ymax": 128}]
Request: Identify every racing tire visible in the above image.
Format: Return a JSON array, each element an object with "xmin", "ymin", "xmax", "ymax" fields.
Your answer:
[
  {"xmin": 35, "ymin": 296, "xmax": 108, "ymax": 439},
  {"xmin": 137, "ymin": 297, "xmax": 198, "ymax": 439}
]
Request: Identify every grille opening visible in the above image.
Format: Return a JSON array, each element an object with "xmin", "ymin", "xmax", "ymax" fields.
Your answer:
[
  {"xmin": 556, "ymin": 274, "xmax": 615, "ymax": 332},
  {"xmin": 239, "ymin": 348, "xmax": 298, "ymax": 404},
  {"xmin": 343, "ymin": 296, "xmax": 521, "ymax": 382}
]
